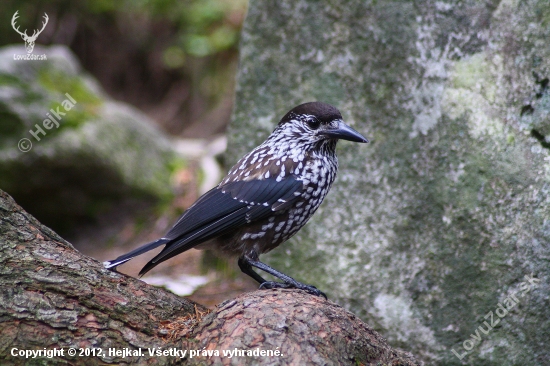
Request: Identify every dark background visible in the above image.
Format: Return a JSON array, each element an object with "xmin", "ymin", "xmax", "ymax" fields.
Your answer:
[
  {"xmin": 0, "ymin": 0, "xmax": 253, "ymax": 307},
  {"xmin": 1, "ymin": 0, "xmax": 247, "ymax": 138}
]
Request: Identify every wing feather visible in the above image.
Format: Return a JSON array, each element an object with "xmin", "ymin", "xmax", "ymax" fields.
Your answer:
[
  {"xmin": 165, "ymin": 187, "xmax": 246, "ymax": 240},
  {"xmin": 138, "ymin": 176, "xmax": 304, "ymax": 275}
]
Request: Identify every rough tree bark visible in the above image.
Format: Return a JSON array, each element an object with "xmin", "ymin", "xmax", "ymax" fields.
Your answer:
[{"xmin": 0, "ymin": 189, "xmax": 421, "ymax": 366}]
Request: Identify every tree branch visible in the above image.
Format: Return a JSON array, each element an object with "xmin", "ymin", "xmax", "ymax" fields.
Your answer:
[{"xmin": 0, "ymin": 189, "xmax": 421, "ymax": 365}]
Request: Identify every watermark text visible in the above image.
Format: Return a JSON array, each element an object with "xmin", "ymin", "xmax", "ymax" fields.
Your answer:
[{"xmin": 18, "ymin": 93, "xmax": 77, "ymax": 152}]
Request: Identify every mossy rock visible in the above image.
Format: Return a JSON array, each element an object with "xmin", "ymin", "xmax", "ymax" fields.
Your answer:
[
  {"xmin": 227, "ymin": 1, "xmax": 550, "ymax": 364},
  {"xmin": 0, "ymin": 45, "xmax": 180, "ymax": 232}
]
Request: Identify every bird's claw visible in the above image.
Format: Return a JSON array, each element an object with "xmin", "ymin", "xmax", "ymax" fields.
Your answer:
[
  {"xmin": 299, "ymin": 284, "xmax": 327, "ymax": 299},
  {"xmin": 259, "ymin": 281, "xmax": 327, "ymax": 299},
  {"xmin": 259, "ymin": 281, "xmax": 292, "ymax": 290}
]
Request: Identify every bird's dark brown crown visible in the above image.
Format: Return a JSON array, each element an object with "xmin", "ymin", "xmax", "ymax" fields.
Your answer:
[{"xmin": 279, "ymin": 102, "xmax": 342, "ymax": 126}]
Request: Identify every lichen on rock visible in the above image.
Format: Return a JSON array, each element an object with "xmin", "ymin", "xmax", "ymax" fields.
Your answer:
[{"xmin": 227, "ymin": 1, "xmax": 550, "ymax": 364}]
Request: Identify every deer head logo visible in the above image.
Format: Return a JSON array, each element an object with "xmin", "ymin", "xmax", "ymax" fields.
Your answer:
[{"xmin": 11, "ymin": 11, "xmax": 49, "ymax": 54}]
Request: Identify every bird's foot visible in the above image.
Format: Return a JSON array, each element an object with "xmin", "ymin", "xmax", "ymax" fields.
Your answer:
[
  {"xmin": 259, "ymin": 281, "xmax": 327, "ymax": 299},
  {"xmin": 259, "ymin": 281, "xmax": 292, "ymax": 290}
]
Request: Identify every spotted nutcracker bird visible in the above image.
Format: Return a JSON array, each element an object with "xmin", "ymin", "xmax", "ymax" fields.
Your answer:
[{"xmin": 104, "ymin": 102, "xmax": 368, "ymax": 297}]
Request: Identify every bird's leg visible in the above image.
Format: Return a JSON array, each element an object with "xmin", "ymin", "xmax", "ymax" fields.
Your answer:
[
  {"xmin": 237, "ymin": 256, "xmax": 268, "ymax": 284},
  {"xmin": 239, "ymin": 254, "xmax": 327, "ymax": 298}
]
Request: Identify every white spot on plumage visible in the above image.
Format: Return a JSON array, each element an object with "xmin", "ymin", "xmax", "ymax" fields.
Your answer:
[
  {"xmin": 250, "ymin": 232, "xmax": 266, "ymax": 239},
  {"xmin": 216, "ymin": 104, "xmax": 346, "ymax": 252},
  {"xmin": 275, "ymin": 221, "xmax": 285, "ymax": 232}
]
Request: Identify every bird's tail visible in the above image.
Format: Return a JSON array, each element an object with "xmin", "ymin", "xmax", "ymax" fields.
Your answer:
[{"xmin": 103, "ymin": 238, "xmax": 170, "ymax": 269}]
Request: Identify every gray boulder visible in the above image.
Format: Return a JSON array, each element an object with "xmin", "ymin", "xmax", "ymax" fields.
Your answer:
[
  {"xmin": 0, "ymin": 45, "xmax": 178, "ymax": 232},
  {"xmin": 227, "ymin": 1, "xmax": 550, "ymax": 364}
]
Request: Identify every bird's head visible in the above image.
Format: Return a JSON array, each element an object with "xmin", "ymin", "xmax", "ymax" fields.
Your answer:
[{"xmin": 276, "ymin": 102, "xmax": 369, "ymax": 147}]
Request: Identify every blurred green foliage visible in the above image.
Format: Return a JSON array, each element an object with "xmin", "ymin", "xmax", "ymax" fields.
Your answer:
[
  {"xmin": 1, "ymin": 0, "xmax": 248, "ymax": 136},
  {"xmin": 86, "ymin": 0, "xmax": 245, "ymax": 59},
  {"xmin": 1, "ymin": 0, "xmax": 246, "ymax": 60}
]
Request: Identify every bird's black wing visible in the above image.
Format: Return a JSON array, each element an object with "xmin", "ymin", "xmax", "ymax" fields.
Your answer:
[{"xmin": 139, "ymin": 176, "xmax": 304, "ymax": 275}]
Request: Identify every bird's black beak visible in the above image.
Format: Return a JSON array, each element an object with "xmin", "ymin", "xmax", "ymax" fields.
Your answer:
[{"xmin": 320, "ymin": 120, "xmax": 369, "ymax": 143}]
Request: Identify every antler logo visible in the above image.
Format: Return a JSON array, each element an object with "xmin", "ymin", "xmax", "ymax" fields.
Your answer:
[{"xmin": 11, "ymin": 11, "xmax": 49, "ymax": 54}]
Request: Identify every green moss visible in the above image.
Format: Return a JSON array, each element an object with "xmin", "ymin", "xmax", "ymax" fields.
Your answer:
[
  {"xmin": 37, "ymin": 67, "xmax": 102, "ymax": 106},
  {"xmin": 46, "ymin": 100, "xmax": 95, "ymax": 129},
  {"xmin": 0, "ymin": 72, "xmax": 44, "ymax": 105},
  {"xmin": 30, "ymin": 68, "xmax": 104, "ymax": 137},
  {"xmin": 0, "ymin": 111, "xmax": 24, "ymax": 141},
  {"xmin": 0, "ymin": 73, "xmax": 20, "ymax": 86}
]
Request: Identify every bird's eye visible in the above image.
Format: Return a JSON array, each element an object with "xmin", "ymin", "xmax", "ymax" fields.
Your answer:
[{"xmin": 305, "ymin": 117, "xmax": 320, "ymax": 129}]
